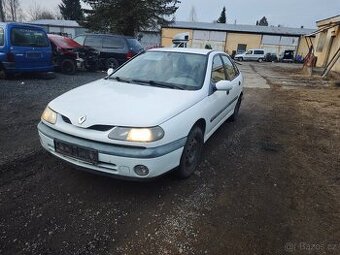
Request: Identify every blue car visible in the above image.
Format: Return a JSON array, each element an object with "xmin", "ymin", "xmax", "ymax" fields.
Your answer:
[{"xmin": 0, "ymin": 22, "xmax": 53, "ymax": 77}]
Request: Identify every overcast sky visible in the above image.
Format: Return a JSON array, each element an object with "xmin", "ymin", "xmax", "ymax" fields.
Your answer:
[{"xmin": 20, "ymin": 0, "xmax": 340, "ymax": 28}]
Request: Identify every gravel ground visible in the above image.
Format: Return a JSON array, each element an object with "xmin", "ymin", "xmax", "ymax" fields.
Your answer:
[{"xmin": 0, "ymin": 65, "xmax": 339, "ymax": 255}]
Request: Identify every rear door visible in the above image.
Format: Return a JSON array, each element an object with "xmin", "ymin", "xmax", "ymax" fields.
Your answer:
[{"xmin": 10, "ymin": 26, "xmax": 52, "ymax": 70}]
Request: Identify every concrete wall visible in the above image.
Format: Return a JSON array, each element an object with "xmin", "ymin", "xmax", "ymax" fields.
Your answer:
[
  {"xmin": 161, "ymin": 28, "xmax": 193, "ymax": 47},
  {"xmin": 161, "ymin": 27, "xmax": 311, "ymax": 59},
  {"xmin": 296, "ymin": 36, "xmax": 314, "ymax": 58},
  {"xmin": 313, "ymin": 16, "xmax": 340, "ymax": 73},
  {"xmin": 225, "ymin": 33, "xmax": 262, "ymax": 54}
]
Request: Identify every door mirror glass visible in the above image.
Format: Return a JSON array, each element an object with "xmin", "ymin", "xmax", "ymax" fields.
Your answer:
[{"xmin": 215, "ymin": 80, "xmax": 233, "ymax": 91}]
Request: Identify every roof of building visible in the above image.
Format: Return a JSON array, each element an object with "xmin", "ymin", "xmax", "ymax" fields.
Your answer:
[
  {"xmin": 165, "ymin": 21, "xmax": 315, "ymax": 36},
  {"xmin": 29, "ymin": 19, "xmax": 81, "ymax": 28},
  {"xmin": 316, "ymin": 14, "xmax": 340, "ymax": 24}
]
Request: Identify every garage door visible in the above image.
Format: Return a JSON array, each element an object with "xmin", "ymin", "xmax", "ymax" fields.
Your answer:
[{"xmin": 192, "ymin": 30, "xmax": 226, "ymax": 51}]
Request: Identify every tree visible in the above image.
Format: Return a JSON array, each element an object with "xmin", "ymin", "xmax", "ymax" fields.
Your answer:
[
  {"xmin": 59, "ymin": 0, "xmax": 83, "ymax": 21},
  {"xmin": 0, "ymin": 0, "xmax": 5, "ymax": 21},
  {"xmin": 256, "ymin": 16, "xmax": 268, "ymax": 26},
  {"xmin": 27, "ymin": 2, "xmax": 55, "ymax": 20},
  {"xmin": 6, "ymin": 0, "xmax": 19, "ymax": 21},
  {"xmin": 82, "ymin": 0, "xmax": 180, "ymax": 36},
  {"xmin": 217, "ymin": 6, "xmax": 226, "ymax": 23}
]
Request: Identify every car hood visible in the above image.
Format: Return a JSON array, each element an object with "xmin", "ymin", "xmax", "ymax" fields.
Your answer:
[{"xmin": 49, "ymin": 79, "xmax": 205, "ymax": 128}]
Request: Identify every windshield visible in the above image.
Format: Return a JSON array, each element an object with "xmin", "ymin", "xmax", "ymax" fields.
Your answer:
[
  {"xmin": 11, "ymin": 28, "xmax": 49, "ymax": 47},
  {"xmin": 111, "ymin": 51, "xmax": 207, "ymax": 90}
]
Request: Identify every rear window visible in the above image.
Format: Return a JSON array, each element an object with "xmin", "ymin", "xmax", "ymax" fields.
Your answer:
[
  {"xmin": 254, "ymin": 50, "xmax": 264, "ymax": 54},
  {"xmin": 103, "ymin": 36, "xmax": 124, "ymax": 49},
  {"xmin": 10, "ymin": 28, "xmax": 49, "ymax": 47},
  {"xmin": 127, "ymin": 39, "xmax": 143, "ymax": 51},
  {"xmin": 0, "ymin": 28, "xmax": 4, "ymax": 46}
]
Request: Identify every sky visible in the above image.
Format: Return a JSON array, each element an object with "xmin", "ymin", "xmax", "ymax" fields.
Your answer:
[{"xmin": 20, "ymin": 0, "xmax": 340, "ymax": 28}]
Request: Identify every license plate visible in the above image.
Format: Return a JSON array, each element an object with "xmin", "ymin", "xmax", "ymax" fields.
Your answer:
[{"xmin": 54, "ymin": 140, "xmax": 98, "ymax": 164}]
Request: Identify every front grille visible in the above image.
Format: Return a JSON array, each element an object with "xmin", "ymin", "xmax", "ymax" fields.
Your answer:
[
  {"xmin": 87, "ymin": 125, "xmax": 114, "ymax": 131},
  {"xmin": 62, "ymin": 115, "xmax": 72, "ymax": 124}
]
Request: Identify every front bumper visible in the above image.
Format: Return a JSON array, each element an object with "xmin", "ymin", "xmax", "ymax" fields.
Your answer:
[{"xmin": 37, "ymin": 122, "xmax": 185, "ymax": 179}]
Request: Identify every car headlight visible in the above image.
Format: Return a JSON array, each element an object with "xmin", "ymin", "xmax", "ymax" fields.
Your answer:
[
  {"xmin": 108, "ymin": 126, "xmax": 164, "ymax": 142},
  {"xmin": 41, "ymin": 106, "xmax": 57, "ymax": 124}
]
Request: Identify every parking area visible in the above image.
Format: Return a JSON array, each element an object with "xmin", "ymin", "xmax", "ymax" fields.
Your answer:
[{"xmin": 0, "ymin": 63, "xmax": 339, "ymax": 255}]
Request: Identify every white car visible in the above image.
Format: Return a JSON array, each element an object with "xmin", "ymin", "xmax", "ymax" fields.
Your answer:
[
  {"xmin": 235, "ymin": 49, "xmax": 265, "ymax": 62},
  {"xmin": 38, "ymin": 48, "xmax": 244, "ymax": 179}
]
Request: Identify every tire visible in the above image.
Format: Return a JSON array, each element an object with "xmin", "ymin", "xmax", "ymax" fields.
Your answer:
[
  {"xmin": 61, "ymin": 58, "xmax": 76, "ymax": 74},
  {"xmin": 239, "ymin": 57, "xmax": 244, "ymax": 61},
  {"xmin": 106, "ymin": 58, "xmax": 119, "ymax": 69},
  {"xmin": 176, "ymin": 126, "xmax": 204, "ymax": 179},
  {"xmin": 84, "ymin": 60, "xmax": 98, "ymax": 72},
  {"xmin": 258, "ymin": 58, "xmax": 263, "ymax": 63},
  {"xmin": 229, "ymin": 96, "xmax": 242, "ymax": 122}
]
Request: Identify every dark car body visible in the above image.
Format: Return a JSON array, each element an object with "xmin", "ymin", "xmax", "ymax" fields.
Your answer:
[
  {"xmin": 280, "ymin": 50, "xmax": 295, "ymax": 62},
  {"xmin": 48, "ymin": 34, "xmax": 99, "ymax": 74},
  {"xmin": 264, "ymin": 52, "xmax": 278, "ymax": 62},
  {"xmin": 0, "ymin": 22, "xmax": 53, "ymax": 77},
  {"xmin": 73, "ymin": 34, "xmax": 144, "ymax": 69}
]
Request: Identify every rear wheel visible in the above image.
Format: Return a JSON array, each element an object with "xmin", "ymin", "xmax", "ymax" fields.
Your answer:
[
  {"xmin": 258, "ymin": 58, "xmax": 263, "ymax": 63},
  {"xmin": 176, "ymin": 126, "xmax": 204, "ymax": 179},
  {"xmin": 61, "ymin": 58, "xmax": 76, "ymax": 74}
]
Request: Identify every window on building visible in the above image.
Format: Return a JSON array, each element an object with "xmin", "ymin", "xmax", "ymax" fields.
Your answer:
[
  {"xmin": 237, "ymin": 44, "xmax": 247, "ymax": 54},
  {"xmin": 316, "ymin": 31, "xmax": 327, "ymax": 52},
  {"xmin": 211, "ymin": 55, "xmax": 226, "ymax": 83}
]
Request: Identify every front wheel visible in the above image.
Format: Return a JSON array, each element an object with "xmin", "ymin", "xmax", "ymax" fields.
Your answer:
[
  {"xmin": 106, "ymin": 58, "xmax": 119, "ymax": 69},
  {"xmin": 176, "ymin": 126, "xmax": 204, "ymax": 179},
  {"xmin": 258, "ymin": 58, "xmax": 263, "ymax": 63},
  {"xmin": 61, "ymin": 58, "xmax": 76, "ymax": 74}
]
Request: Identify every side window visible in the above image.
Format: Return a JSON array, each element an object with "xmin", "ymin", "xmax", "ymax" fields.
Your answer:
[
  {"xmin": 73, "ymin": 35, "xmax": 85, "ymax": 45},
  {"xmin": 254, "ymin": 50, "xmax": 264, "ymax": 54},
  {"xmin": 103, "ymin": 36, "xmax": 124, "ymax": 49},
  {"xmin": 246, "ymin": 50, "xmax": 253, "ymax": 55},
  {"xmin": 0, "ymin": 28, "xmax": 4, "ymax": 46},
  {"xmin": 84, "ymin": 36, "xmax": 102, "ymax": 48},
  {"xmin": 211, "ymin": 55, "xmax": 226, "ymax": 83},
  {"xmin": 221, "ymin": 55, "xmax": 237, "ymax": 80}
]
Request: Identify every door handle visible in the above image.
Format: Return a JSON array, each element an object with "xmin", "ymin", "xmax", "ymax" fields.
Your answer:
[{"xmin": 238, "ymin": 81, "xmax": 241, "ymax": 86}]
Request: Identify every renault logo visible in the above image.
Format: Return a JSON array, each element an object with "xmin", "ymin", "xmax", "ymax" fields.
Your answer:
[{"xmin": 78, "ymin": 115, "xmax": 87, "ymax": 124}]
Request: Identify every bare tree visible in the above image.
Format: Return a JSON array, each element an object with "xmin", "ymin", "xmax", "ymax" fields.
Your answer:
[
  {"xmin": 0, "ymin": 0, "xmax": 5, "ymax": 21},
  {"xmin": 27, "ymin": 2, "xmax": 55, "ymax": 21},
  {"xmin": 6, "ymin": 0, "xmax": 19, "ymax": 21}
]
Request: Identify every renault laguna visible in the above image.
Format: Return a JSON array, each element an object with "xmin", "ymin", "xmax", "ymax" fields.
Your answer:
[{"xmin": 38, "ymin": 48, "xmax": 244, "ymax": 179}]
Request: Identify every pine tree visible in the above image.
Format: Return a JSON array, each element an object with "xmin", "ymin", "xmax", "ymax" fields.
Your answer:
[
  {"xmin": 257, "ymin": 16, "xmax": 268, "ymax": 26},
  {"xmin": 59, "ymin": 0, "xmax": 84, "ymax": 21},
  {"xmin": 217, "ymin": 6, "xmax": 226, "ymax": 23},
  {"xmin": 82, "ymin": 0, "xmax": 180, "ymax": 36}
]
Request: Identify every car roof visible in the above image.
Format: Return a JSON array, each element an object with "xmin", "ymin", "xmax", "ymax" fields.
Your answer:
[
  {"xmin": 75, "ymin": 33, "xmax": 135, "ymax": 39},
  {"xmin": 148, "ymin": 47, "xmax": 214, "ymax": 55}
]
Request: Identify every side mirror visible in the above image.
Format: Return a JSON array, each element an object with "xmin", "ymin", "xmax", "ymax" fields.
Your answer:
[
  {"xmin": 215, "ymin": 80, "xmax": 233, "ymax": 91},
  {"xmin": 107, "ymin": 68, "xmax": 114, "ymax": 76}
]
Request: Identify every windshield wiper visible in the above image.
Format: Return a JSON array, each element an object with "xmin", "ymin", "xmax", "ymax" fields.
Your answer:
[
  {"xmin": 132, "ymin": 79, "xmax": 184, "ymax": 90},
  {"xmin": 108, "ymin": 76, "xmax": 131, "ymax": 83}
]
